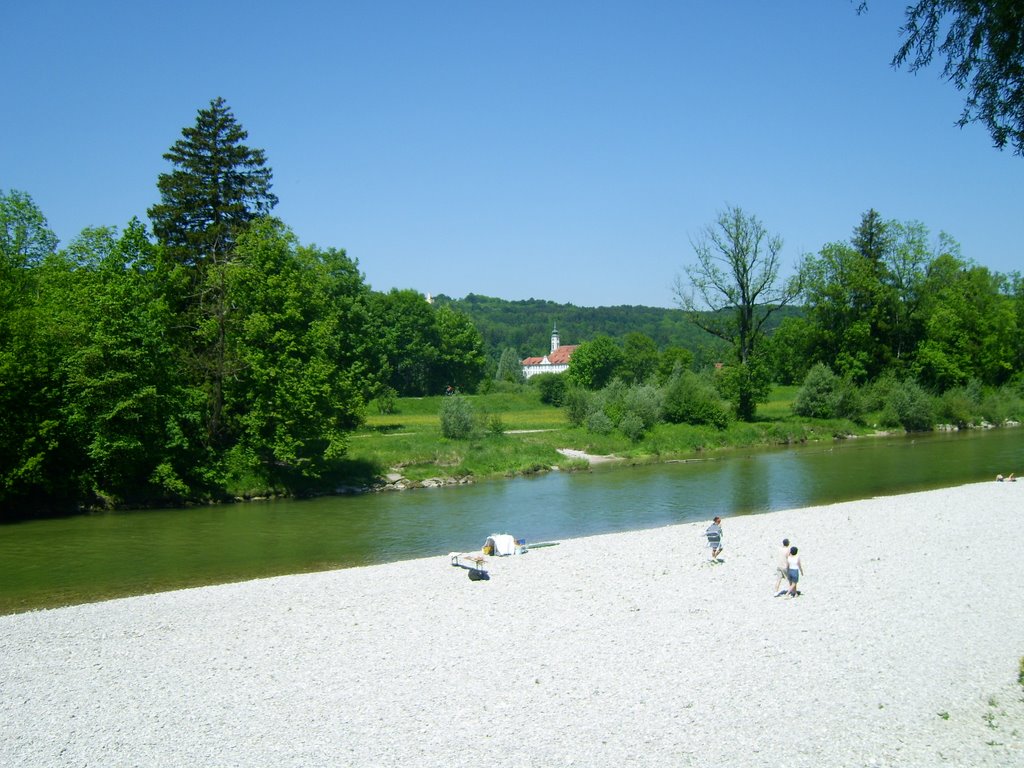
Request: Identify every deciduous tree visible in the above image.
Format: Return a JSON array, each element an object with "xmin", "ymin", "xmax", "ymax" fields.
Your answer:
[{"xmin": 674, "ymin": 205, "xmax": 801, "ymax": 420}]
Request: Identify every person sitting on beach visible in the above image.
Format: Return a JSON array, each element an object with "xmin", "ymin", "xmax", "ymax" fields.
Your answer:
[
  {"xmin": 705, "ymin": 517, "xmax": 723, "ymax": 561},
  {"xmin": 774, "ymin": 538, "xmax": 791, "ymax": 596},
  {"xmin": 786, "ymin": 546, "xmax": 804, "ymax": 597}
]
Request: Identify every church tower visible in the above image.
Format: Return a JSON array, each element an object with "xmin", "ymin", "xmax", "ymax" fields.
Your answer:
[{"xmin": 550, "ymin": 324, "xmax": 560, "ymax": 354}]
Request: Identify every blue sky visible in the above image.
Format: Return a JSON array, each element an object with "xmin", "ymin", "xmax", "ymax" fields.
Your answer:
[{"xmin": 3, "ymin": 1, "xmax": 1021, "ymax": 308}]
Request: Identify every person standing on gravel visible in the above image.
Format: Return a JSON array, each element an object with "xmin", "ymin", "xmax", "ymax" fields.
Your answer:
[
  {"xmin": 774, "ymin": 538, "xmax": 791, "ymax": 595},
  {"xmin": 705, "ymin": 517, "xmax": 723, "ymax": 561},
  {"xmin": 786, "ymin": 546, "xmax": 804, "ymax": 597}
]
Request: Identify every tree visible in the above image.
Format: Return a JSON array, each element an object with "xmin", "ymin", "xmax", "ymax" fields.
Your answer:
[
  {"xmin": 370, "ymin": 289, "xmax": 441, "ymax": 396},
  {"xmin": 224, "ymin": 220, "xmax": 374, "ymax": 483},
  {"xmin": 148, "ymin": 97, "xmax": 278, "ymax": 449},
  {"xmin": 433, "ymin": 305, "xmax": 487, "ymax": 393},
  {"xmin": 911, "ymin": 254, "xmax": 1017, "ymax": 389},
  {"xmin": 1, "ymin": 189, "xmax": 59, "ymax": 271},
  {"xmin": 884, "ymin": 1, "xmax": 1024, "ymax": 155},
  {"xmin": 618, "ymin": 332, "xmax": 660, "ymax": 384},
  {"xmin": 148, "ymin": 97, "xmax": 278, "ymax": 269},
  {"xmin": 567, "ymin": 335, "xmax": 624, "ymax": 390},
  {"xmin": 801, "ymin": 241, "xmax": 890, "ymax": 382},
  {"xmin": 674, "ymin": 206, "xmax": 802, "ymax": 420},
  {"xmin": 494, "ymin": 346, "xmax": 525, "ymax": 383}
]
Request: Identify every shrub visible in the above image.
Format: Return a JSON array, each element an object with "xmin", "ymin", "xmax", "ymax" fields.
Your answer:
[
  {"xmin": 374, "ymin": 387, "xmax": 398, "ymax": 415},
  {"xmin": 623, "ymin": 383, "xmax": 663, "ymax": 430},
  {"xmin": 533, "ymin": 373, "xmax": 568, "ymax": 406},
  {"xmin": 586, "ymin": 410, "xmax": 614, "ymax": 435},
  {"xmin": 793, "ymin": 364, "xmax": 864, "ymax": 422},
  {"xmin": 439, "ymin": 395, "xmax": 475, "ymax": 439},
  {"xmin": 619, "ymin": 412, "xmax": 646, "ymax": 442},
  {"xmin": 882, "ymin": 380, "xmax": 935, "ymax": 432},
  {"xmin": 793, "ymin": 363, "xmax": 841, "ymax": 419},
  {"xmin": 663, "ymin": 370, "xmax": 729, "ymax": 430},
  {"xmin": 980, "ymin": 390, "xmax": 1019, "ymax": 425},
  {"xmin": 937, "ymin": 387, "xmax": 977, "ymax": 428},
  {"xmin": 565, "ymin": 387, "xmax": 593, "ymax": 427}
]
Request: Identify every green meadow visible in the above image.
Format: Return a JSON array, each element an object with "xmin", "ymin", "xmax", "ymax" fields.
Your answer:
[{"xmin": 347, "ymin": 385, "xmax": 873, "ymax": 486}]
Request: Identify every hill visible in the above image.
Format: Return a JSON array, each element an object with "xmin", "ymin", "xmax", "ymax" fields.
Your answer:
[{"xmin": 432, "ymin": 293, "xmax": 801, "ymax": 365}]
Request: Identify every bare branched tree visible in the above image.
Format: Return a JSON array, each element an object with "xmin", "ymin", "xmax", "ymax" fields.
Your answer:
[{"xmin": 674, "ymin": 205, "xmax": 802, "ymax": 420}]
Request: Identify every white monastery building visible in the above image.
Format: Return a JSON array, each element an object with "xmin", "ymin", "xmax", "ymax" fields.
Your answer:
[{"xmin": 521, "ymin": 325, "xmax": 579, "ymax": 379}]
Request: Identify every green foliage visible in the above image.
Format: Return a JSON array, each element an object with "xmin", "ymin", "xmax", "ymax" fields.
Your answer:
[
  {"xmin": 662, "ymin": 369, "xmax": 730, "ymax": 430},
  {"xmin": 715, "ymin": 359, "xmax": 773, "ymax": 422},
  {"xmin": 892, "ymin": 0, "xmax": 1024, "ymax": 155},
  {"xmin": 565, "ymin": 386, "xmax": 593, "ymax": 427},
  {"xmin": 440, "ymin": 395, "xmax": 476, "ymax": 439},
  {"xmin": 148, "ymin": 97, "xmax": 277, "ymax": 270},
  {"xmin": 567, "ymin": 335, "xmax": 624, "ymax": 390},
  {"xmin": 494, "ymin": 346, "xmax": 524, "ymax": 383},
  {"xmin": 585, "ymin": 410, "xmax": 614, "ymax": 435},
  {"xmin": 370, "ymin": 290, "xmax": 485, "ymax": 396},
  {"xmin": 434, "ymin": 293, "xmax": 737, "ymax": 364},
  {"xmin": 618, "ymin": 332, "xmax": 660, "ymax": 384},
  {"xmin": 374, "ymin": 387, "xmax": 398, "ymax": 415},
  {"xmin": 881, "ymin": 379, "xmax": 936, "ymax": 432},
  {"xmin": 656, "ymin": 346, "xmax": 695, "ymax": 383},
  {"xmin": 1, "ymin": 188, "xmax": 59, "ymax": 270},
  {"xmin": 793, "ymin": 364, "xmax": 864, "ymax": 421},
  {"xmin": 764, "ymin": 316, "xmax": 815, "ymax": 385},
  {"xmin": 223, "ymin": 220, "xmax": 373, "ymax": 484},
  {"xmin": 532, "ymin": 373, "xmax": 568, "ymax": 406}
]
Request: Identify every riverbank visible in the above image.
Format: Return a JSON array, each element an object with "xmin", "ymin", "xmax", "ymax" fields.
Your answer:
[{"xmin": 2, "ymin": 482, "xmax": 1022, "ymax": 767}]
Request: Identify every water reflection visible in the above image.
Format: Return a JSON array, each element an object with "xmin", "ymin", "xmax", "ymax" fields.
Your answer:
[{"xmin": 1, "ymin": 428, "xmax": 1020, "ymax": 613}]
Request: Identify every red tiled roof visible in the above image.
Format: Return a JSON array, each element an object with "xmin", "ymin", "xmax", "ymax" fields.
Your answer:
[{"xmin": 521, "ymin": 345, "xmax": 578, "ymax": 366}]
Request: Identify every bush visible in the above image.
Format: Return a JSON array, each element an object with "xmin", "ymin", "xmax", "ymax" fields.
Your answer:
[
  {"xmin": 980, "ymin": 388, "xmax": 1021, "ymax": 425},
  {"xmin": 565, "ymin": 387, "xmax": 593, "ymax": 427},
  {"xmin": 937, "ymin": 387, "xmax": 977, "ymax": 428},
  {"xmin": 793, "ymin": 364, "xmax": 840, "ymax": 419},
  {"xmin": 533, "ymin": 373, "xmax": 568, "ymax": 406},
  {"xmin": 623, "ymin": 383, "xmax": 663, "ymax": 430},
  {"xmin": 439, "ymin": 395, "xmax": 476, "ymax": 439},
  {"xmin": 793, "ymin": 364, "xmax": 864, "ymax": 422},
  {"xmin": 619, "ymin": 412, "xmax": 646, "ymax": 442},
  {"xmin": 374, "ymin": 387, "xmax": 398, "ymax": 415},
  {"xmin": 586, "ymin": 410, "xmax": 614, "ymax": 435},
  {"xmin": 882, "ymin": 380, "xmax": 935, "ymax": 432},
  {"xmin": 662, "ymin": 370, "xmax": 729, "ymax": 430}
]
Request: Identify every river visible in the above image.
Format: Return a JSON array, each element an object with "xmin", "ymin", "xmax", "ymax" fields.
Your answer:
[{"xmin": 1, "ymin": 427, "xmax": 1020, "ymax": 614}]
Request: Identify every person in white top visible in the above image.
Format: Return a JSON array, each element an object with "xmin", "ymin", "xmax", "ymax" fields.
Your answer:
[{"xmin": 786, "ymin": 546, "xmax": 804, "ymax": 597}]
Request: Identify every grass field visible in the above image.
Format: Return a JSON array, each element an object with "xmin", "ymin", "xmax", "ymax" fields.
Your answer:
[{"xmin": 346, "ymin": 385, "xmax": 870, "ymax": 485}]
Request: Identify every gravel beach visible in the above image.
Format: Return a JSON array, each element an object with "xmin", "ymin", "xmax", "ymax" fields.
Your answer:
[{"xmin": 2, "ymin": 482, "xmax": 1022, "ymax": 767}]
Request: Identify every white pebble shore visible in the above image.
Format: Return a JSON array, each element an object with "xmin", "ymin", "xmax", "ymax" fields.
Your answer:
[{"xmin": 2, "ymin": 482, "xmax": 1022, "ymax": 767}]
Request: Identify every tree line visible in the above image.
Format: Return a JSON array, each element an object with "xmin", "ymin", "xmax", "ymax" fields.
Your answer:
[
  {"xmin": 0, "ymin": 98, "xmax": 485, "ymax": 519},
  {"xmin": 543, "ymin": 205, "xmax": 1023, "ymax": 440},
  {"xmin": 4, "ymin": 86, "xmax": 1023, "ymax": 518}
]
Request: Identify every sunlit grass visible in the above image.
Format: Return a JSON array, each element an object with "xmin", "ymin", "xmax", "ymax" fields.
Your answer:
[{"xmin": 345, "ymin": 384, "xmax": 877, "ymax": 484}]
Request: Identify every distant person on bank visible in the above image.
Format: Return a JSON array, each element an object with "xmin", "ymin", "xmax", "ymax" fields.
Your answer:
[{"xmin": 705, "ymin": 517, "xmax": 723, "ymax": 561}]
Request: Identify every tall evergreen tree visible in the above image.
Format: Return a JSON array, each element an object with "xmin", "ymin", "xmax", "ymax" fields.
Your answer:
[
  {"xmin": 148, "ymin": 98, "xmax": 278, "ymax": 449},
  {"xmin": 148, "ymin": 97, "xmax": 277, "ymax": 270}
]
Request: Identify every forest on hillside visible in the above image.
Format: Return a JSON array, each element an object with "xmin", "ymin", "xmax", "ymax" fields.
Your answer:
[{"xmin": 431, "ymin": 293, "xmax": 793, "ymax": 367}]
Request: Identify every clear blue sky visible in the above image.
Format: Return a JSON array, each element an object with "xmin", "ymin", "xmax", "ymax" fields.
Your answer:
[{"xmin": 3, "ymin": 1, "xmax": 1021, "ymax": 308}]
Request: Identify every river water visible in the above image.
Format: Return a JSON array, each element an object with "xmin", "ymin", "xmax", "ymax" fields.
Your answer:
[{"xmin": 1, "ymin": 428, "xmax": 1020, "ymax": 614}]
